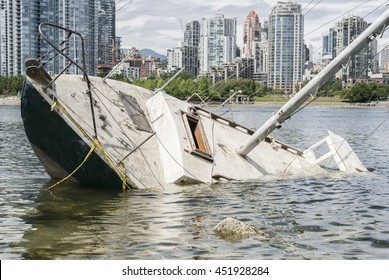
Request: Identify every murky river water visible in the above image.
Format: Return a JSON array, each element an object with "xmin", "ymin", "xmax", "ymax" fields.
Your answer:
[{"xmin": 1, "ymin": 105, "xmax": 388, "ymax": 260}]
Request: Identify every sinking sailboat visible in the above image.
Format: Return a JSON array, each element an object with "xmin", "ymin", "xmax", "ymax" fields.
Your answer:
[{"xmin": 21, "ymin": 9, "xmax": 389, "ymax": 189}]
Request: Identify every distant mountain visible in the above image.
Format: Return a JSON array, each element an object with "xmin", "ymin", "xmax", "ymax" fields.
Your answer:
[{"xmin": 140, "ymin": 48, "xmax": 167, "ymax": 60}]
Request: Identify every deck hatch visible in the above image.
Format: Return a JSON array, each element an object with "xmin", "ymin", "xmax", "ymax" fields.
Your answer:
[
  {"xmin": 119, "ymin": 92, "xmax": 153, "ymax": 133},
  {"xmin": 182, "ymin": 113, "xmax": 213, "ymax": 161}
]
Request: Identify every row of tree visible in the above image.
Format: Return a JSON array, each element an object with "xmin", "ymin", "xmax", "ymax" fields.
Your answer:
[
  {"xmin": 299, "ymin": 79, "xmax": 389, "ymax": 102},
  {"xmin": 127, "ymin": 73, "xmax": 282, "ymax": 100},
  {"xmin": 338, "ymin": 83, "xmax": 388, "ymax": 103},
  {"xmin": 0, "ymin": 76, "xmax": 24, "ymax": 95},
  {"xmin": 1, "ymin": 74, "xmax": 388, "ymax": 103},
  {"xmin": 129, "ymin": 74, "xmax": 389, "ymax": 103}
]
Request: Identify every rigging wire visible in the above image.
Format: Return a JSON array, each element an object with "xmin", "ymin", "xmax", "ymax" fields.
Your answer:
[
  {"xmin": 189, "ymin": 55, "xmax": 258, "ymax": 99},
  {"xmin": 36, "ymin": 0, "xmax": 136, "ymax": 77},
  {"xmin": 58, "ymin": 0, "xmax": 135, "ymax": 71},
  {"xmin": 275, "ymin": 32, "xmax": 389, "ymax": 177},
  {"xmin": 363, "ymin": 0, "xmax": 389, "ymax": 19},
  {"xmin": 293, "ymin": 43, "xmax": 389, "ymax": 178},
  {"xmin": 305, "ymin": 0, "xmax": 371, "ymax": 37},
  {"xmin": 40, "ymin": 1, "xmax": 389, "ymax": 187},
  {"xmin": 304, "ymin": 0, "xmax": 322, "ymax": 16},
  {"xmin": 340, "ymin": 42, "xmax": 389, "ymax": 103},
  {"xmin": 196, "ymin": 1, "xmax": 385, "ymax": 116},
  {"xmin": 89, "ymin": 82, "xmax": 164, "ymax": 189},
  {"xmin": 84, "ymin": 0, "xmax": 135, "ymax": 36},
  {"xmin": 341, "ymin": 43, "xmax": 389, "ymax": 139},
  {"xmin": 43, "ymin": 47, "xmax": 161, "ymax": 190},
  {"xmin": 278, "ymin": 1, "xmax": 389, "ymax": 124},
  {"xmin": 302, "ymin": 0, "xmax": 317, "ymax": 12},
  {"xmin": 154, "ymin": 132, "xmax": 213, "ymax": 187},
  {"xmin": 287, "ymin": 41, "xmax": 389, "ymax": 122}
]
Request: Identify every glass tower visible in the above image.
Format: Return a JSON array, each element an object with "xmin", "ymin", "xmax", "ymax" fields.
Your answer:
[
  {"xmin": 333, "ymin": 16, "xmax": 377, "ymax": 83},
  {"xmin": 0, "ymin": 0, "xmax": 22, "ymax": 76},
  {"xmin": 242, "ymin": 10, "xmax": 261, "ymax": 58},
  {"xmin": 268, "ymin": 2, "xmax": 304, "ymax": 94},
  {"xmin": 184, "ymin": 20, "xmax": 200, "ymax": 48},
  {"xmin": 199, "ymin": 13, "xmax": 237, "ymax": 75}
]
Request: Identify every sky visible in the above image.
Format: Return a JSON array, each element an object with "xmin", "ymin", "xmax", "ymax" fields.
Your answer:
[{"xmin": 115, "ymin": 0, "xmax": 389, "ymax": 60}]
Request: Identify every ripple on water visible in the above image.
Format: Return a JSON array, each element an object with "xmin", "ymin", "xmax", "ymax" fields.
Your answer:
[{"xmin": 1, "ymin": 106, "xmax": 389, "ymax": 260}]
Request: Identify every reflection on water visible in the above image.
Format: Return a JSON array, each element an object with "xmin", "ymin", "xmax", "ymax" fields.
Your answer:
[{"xmin": 1, "ymin": 106, "xmax": 389, "ymax": 259}]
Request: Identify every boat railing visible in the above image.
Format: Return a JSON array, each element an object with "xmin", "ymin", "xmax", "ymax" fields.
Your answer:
[
  {"xmin": 37, "ymin": 23, "xmax": 91, "ymax": 90},
  {"xmin": 37, "ymin": 23, "xmax": 98, "ymax": 138},
  {"xmin": 191, "ymin": 105, "xmax": 304, "ymax": 156}
]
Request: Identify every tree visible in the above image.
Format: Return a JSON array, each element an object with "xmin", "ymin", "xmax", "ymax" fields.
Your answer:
[
  {"xmin": 0, "ymin": 76, "xmax": 24, "ymax": 95},
  {"xmin": 318, "ymin": 80, "xmax": 342, "ymax": 97},
  {"xmin": 197, "ymin": 76, "xmax": 211, "ymax": 97},
  {"xmin": 254, "ymin": 83, "xmax": 272, "ymax": 97},
  {"xmin": 339, "ymin": 83, "xmax": 389, "ymax": 103}
]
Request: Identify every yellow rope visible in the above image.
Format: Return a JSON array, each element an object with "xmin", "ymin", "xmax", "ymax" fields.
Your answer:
[
  {"xmin": 48, "ymin": 139, "xmax": 98, "ymax": 190},
  {"xmin": 120, "ymin": 161, "xmax": 127, "ymax": 191},
  {"xmin": 95, "ymin": 141, "xmax": 130, "ymax": 190},
  {"xmin": 51, "ymin": 101, "xmax": 58, "ymax": 111},
  {"xmin": 48, "ymin": 100, "xmax": 130, "ymax": 190}
]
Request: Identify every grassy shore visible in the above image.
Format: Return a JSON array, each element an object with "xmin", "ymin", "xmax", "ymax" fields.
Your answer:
[
  {"xmin": 252, "ymin": 96, "xmax": 389, "ymax": 108},
  {"xmin": 1, "ymin": 94, "xmax": 388, "ymax": 108},
  {"xmin": 254, "ymin": 95, "xmax": 342, "ymax": 103}
]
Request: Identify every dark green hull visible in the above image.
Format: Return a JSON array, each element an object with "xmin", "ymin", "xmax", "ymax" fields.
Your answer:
[{"xmin": 21, "ymin": 81, "xmax": 123, "ymax": 189}]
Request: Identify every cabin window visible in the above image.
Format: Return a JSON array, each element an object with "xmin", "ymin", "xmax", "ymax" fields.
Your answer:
[
  {"xmin": 311, "ymin": 141, "xmax": 338, "ymax": 169},
  {"xmin": 182, "ymin": 113, "xmax": 213, "ymax": 161},
  {"xmin": 313, "ymin": 141, "xmax": 331, "ymax": 159}
]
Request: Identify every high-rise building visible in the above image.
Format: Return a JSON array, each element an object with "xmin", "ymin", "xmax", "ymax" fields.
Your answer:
[
  {"xmin": 199, "ymin": 13, "xmax": 237, "ymax": 75},
  {"xmin": 322, "ymin": 28, "xmax": 334, "ymax": 57},
  {"xmin": 0, "ymin": 0, "xmax": 22, "ymax": 76},
  {"xmin": 242, "ymin": 10, "xmax": 261, "ymax": 58},
  {"xmin": 0, "ymin": 1, "xmax": 7, "ymax": 75},
  {"xmin": 242, "ymin": 10, "xmax": 267, "ymax": 77},
  {"xmin": 184, "ymin": 20, "xmax": 200, "ymax": 48},
  {"xmin": 167, "ymin": 42, "xmax": 198, "ymax": 76},
  {"xmin": 333, "ymin": 16, "xmax": 377, "ymax": 83},
  {"xmin": 268, "ymin": 2, "xmax": 304, "ymax": 94},
  {"xmin": 257, "ymin": 20, "xmax": 269, "ymax": 75},
  {"xmin": 167, "ymin": 20, "xmax": 200, "ymax": 77},
  {"xmin": 0, "ymin": 0, "xmax": 115, "ymax": 76},
  {"xmin": 381, "ymin": 47, "xmax": 389, "ymax": 72},
  {"xmin": 97, "ymin": 0, "xmax": 116, "ymax": 69},
  {"xmin": 183, "ymin": 20, "xmax": 200, "ymax": 76}
]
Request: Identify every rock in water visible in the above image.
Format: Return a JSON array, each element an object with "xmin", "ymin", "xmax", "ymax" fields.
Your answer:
[{"xmin": 214, "ymin": 217, "xmax": 264, "ymax": 241}]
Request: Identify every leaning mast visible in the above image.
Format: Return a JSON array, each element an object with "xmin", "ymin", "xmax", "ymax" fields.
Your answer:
[{"xmin": 238, "ymin": 8, "xmax": 389, "ymax": 156}]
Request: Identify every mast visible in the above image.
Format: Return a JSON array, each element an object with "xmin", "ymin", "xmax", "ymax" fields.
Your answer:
[{"xmin": 237, "ymin": 8, "xmax": 389, "ymax": 157}]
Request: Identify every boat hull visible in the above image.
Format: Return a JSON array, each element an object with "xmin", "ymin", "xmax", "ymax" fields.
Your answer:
[{"xmin": 21, "ymin": 81, "xmax": 123, "ymax": 189}]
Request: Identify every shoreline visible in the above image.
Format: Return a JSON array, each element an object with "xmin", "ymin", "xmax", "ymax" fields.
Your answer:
[
  {"xmin": 252, "ymin": 101, "xmax": 389, "ymax": 108},
  {"xmin": 1, "ymin": 96, "xmax": 388, "ymax": 108},
  {"xmin": 0, "ymin": 96, "xmax": 21, "ymax": 106}
]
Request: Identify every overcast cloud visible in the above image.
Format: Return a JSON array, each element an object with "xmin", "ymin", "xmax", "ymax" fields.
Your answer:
[{"xmin": 115, "ymin": 0, "xmax": 389, "ymax": 59}]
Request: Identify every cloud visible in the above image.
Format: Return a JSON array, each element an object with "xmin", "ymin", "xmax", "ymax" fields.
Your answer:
[
  {"xmin": 116, "ymin": 0, "xmax": 269, "ymax": 52},
  {"xmin": 115, "ymin": 0, "xmax": 389, "ymax": 57}
]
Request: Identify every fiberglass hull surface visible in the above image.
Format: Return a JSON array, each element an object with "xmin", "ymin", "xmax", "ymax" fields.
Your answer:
[{"xmin": 21, "ymin": 81, "xmax": 123, "ymax": 189}]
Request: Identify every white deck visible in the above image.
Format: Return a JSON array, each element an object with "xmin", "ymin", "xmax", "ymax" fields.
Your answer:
[{"xmin": 27, "ymin": 75, "xmax": 367, "ymax": 189}]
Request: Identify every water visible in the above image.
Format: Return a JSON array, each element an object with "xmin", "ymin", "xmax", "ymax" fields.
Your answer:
[{"xmin": 1, "ymin": 105, "xmax": 389, "ymax": 260}]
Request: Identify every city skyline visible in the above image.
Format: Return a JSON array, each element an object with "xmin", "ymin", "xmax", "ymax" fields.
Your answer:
[
  {"xmin": 116, "ymin": 0, "xmax": 389, "ymax": 60},
  {"xmin": 0, "ymin": 0, "xmax": 116, "ymax": 76},
  {"xmin": 1, "ymin": 0, "xmax": 387, "ymax": 79}
]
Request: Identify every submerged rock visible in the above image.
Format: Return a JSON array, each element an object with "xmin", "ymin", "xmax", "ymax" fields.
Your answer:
[{"xmin": 214, "ymin": 217, "xmax": 267, "ymax": 242}]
